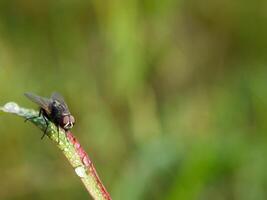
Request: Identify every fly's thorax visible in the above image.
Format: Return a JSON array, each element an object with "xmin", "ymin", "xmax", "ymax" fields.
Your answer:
[{"xmin": 50, "ymin": 101, "xmax": 68, "ymax": 117}]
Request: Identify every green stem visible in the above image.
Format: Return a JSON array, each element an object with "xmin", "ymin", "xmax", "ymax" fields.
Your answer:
[{"xmin": 0, "ymin": 102, "xmax": 111, "ymax": 200}]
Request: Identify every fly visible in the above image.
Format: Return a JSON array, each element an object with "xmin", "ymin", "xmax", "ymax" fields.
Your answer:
[{"xmin": 24, "ymin": 92, "xmax": 75, "ymax": 141}]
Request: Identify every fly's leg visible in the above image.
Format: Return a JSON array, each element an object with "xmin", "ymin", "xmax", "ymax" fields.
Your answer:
[
  {"xmin": 41, "ymin": 111, "xmax": 49, "ymax": 140},
  {"xmin": 57, "ymin": 125, "xmax": 60, "ymax": 144},
  {"xmin": 56, "ymin": 126, "xmax": 69, "ymax": 144},
  {"xmin": 24, "ymin": 116, "xmax": 37, "ymax": 122},
  {"xmin": 50, "ymin": 114, "xmax": 60, "ymax": 144},
  {"xmin": 24, "ymin": 109, "xmax": 42, "ymax": 122},
  {"xmin": 25, "ymin": 108, "xmax": 49, "ymax": 139}
]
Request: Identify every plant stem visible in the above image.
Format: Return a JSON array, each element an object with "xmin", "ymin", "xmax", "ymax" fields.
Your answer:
[{"xmin": 0, "ymin": 102, "xmax": 111, "ymax": 200}]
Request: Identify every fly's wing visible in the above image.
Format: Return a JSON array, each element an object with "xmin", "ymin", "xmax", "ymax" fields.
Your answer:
[
  {"xmin": 51, "ymin": 92, "xmax": 70, "ymax": 112},
  {"xmin": 24, "ymin": 92, "xmax": 52, "ymax": 114}
]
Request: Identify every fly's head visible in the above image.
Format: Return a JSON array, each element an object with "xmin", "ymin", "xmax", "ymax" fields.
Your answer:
[{"xmin": 62, "ymin": 115, "xmax": 75, "ymax": 130}]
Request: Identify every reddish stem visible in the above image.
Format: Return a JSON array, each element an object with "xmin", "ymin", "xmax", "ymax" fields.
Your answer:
[{"xmin": 67, "ymin": 132, "xmax": 112, "ymax": 200}]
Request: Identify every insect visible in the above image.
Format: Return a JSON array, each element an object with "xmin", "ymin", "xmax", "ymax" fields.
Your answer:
[{"xmin": 24, "ymin": 92, "xmax": 75, "ymax": 141}]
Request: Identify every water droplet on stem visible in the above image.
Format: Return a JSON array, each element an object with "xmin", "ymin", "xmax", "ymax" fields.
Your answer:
[
  {"xmin": 2, "ymin": 102, "xmax": 20, "ymax": 113},
  {"xmin": 75, "ymin": 166, "xmax": 87, "ymax": 178}
]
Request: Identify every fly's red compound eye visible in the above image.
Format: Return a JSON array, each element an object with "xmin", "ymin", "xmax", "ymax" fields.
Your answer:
[
  {"xmin": 63, "ymin": 115, "xmax": 69, "ymax": 125},
  {"xmin": 70, "ymin": 115, "xmax": 75, "ymax": 124}
]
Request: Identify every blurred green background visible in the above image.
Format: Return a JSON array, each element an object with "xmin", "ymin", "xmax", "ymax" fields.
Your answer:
[{"xmin": 0, "ymin": 0, "xmax": 267, "ymax": 199}]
